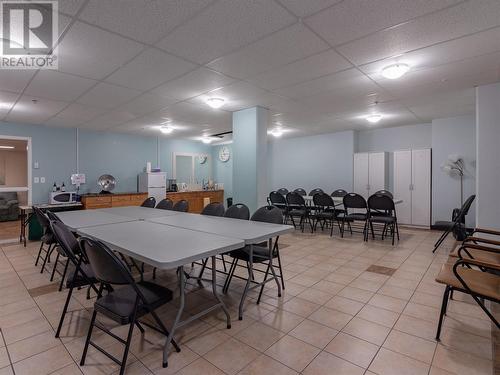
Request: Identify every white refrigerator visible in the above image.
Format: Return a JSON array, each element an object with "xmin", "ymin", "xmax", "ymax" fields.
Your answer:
[{"xmin": 138, "ymin": 172, "xmax": 166, "ymax": 204}]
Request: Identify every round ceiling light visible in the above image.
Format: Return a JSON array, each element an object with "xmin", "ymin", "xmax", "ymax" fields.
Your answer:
[
  {"xmin": 205, "ymin": 97, "xmax": 225, "ymax": 109},
  {"xmin": 381, "ymin": 63, "xmax": 410, "ymax": 79},
  {"xmin": 270, "ymin": 128, "xmax": 283, "ymax": 137},
  {"xmin": 366, "ymin": 114, "xmax": 382, "ymax": 124},
  {"xmin": 160, "ymin": 125, "xmax": 173, "ymax": 134},
  {"xmin": 201, "ymin": 136, "xmax": 213, "ymax": 144}
]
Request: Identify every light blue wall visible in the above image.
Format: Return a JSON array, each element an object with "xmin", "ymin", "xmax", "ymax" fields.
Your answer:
[
  {"xmin": 356, "ymin": 123, "xmax": 433, "ymax": 192},
  {"xmin": 432, "ymin": 115, "xmax": 476, "ymax": 227},
  {"xmin": 159, "ymin": 138, "xmax": 211, "ymax": 178},
  {"xmin": 0, "ymin": 122, "xmax": 76, "ymax": 204},
  {"xmin": 212, "ymin": 144, "xmax": 232, "ymax": 203},
  {"xmin": 268, "ymin": 130, "xmax": 355, "ymax": 194}
]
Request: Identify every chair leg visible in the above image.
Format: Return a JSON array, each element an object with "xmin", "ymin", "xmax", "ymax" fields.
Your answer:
[
  {"xmin": 257, "ymin": 263, "xmax": 270, "ymax": 305},
  {"xmin": 55, "ymin": 287, "xmax": 73, "ymax": 338},
  {"xmin": 119, "ymin": 319, "xmax": 136, "ymax": 375},
  {"xmin": 370, "ymin": 221, "xmax": 375, "ymax": 239},
  {"xmin": 391, "ymin": 223, "xmax": 395, "ymax": 246},
  {"xmin": 340, "ymin": 218, "xmax": 345, "ymax": 238},
  {"xmin": 35, "ymin": 242, "xmax": 44, "ymax": 266},
  {"xmin": 395, "ymin": 221, "xmax": 400, "ymax": 240},
  {"xmin": 40, "ymin": 243, "xmax": 53, "ymax": 274},
  {"xmin": 150, "ymin": 311, "xmax": 181, "ymax": 352},
  {"xmin": 80, "ymin": 310, "xmax": 97, "ymax": 365},
  {"xmin": 153, "ymin": 267, "xmax": 157, "ymax": 280},
  {"xmin": 198, "ymin": 258, "xmax": 209, "ymax": 279},
  {"xmin": 58, "ymin": 259, "xmax": 70, "ymax": 292},
  {"xmin": 276, "ymin": 250, "xmax": 285, "ymax": 290},
  {"xmin": 50, "ymin": 252, "xmax": 60, "ymax": 282},
  {"xmin": 223, "ymin": 258, "xmax": 238, "ymax": 294},
  {"xmin": 436, "ymin": 286, "xmax": 451, "ymax": 341}
]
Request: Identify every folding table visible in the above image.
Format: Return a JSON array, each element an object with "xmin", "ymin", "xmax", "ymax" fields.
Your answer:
[
  {"xmin": 97, "ymin": 206, "xmax": 181, "ymax": 220},
  {"xmin": 55, "ymin": 210, "xmax": 136, "ymax": 230}
]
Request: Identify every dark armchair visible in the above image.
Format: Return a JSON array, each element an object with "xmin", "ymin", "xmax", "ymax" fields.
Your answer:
[{"xmin": 0, "ymin": 192, "xmax": 19, "ymax": 221}]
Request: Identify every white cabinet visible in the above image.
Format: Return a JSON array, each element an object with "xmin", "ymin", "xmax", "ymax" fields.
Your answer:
[
  {"xmin": 353, "ymin": 152, "xmax": 388, "ymax": 199},
  {"xmin": 394, "ymin": 149, "xmax": 431, "ymax": 227}
]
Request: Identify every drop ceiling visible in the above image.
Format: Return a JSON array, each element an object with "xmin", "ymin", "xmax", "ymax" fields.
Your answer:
[{"xmin": 2, "ymin": 0, "xmax": 500, "ymax": 140}]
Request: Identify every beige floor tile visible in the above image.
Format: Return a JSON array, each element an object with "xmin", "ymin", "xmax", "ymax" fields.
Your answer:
[
  {"xmin": 235, "ymin": 321, "xmax": 285, "ymax": 351},
  {"xmin": 383, "ymin": 330, "xmax": 436, "ymax": 364},
  {"xmin": 260, "ymin": 309, "xmax": 304, "ymax": 333},
  {"xmin": 368, "ymin": 294, "xmax": 407, "ymax": 313},
  {"xmin": 296, "ymin": 288, "xmax": 334, "ymax": 305},
  {"xmin": 7, "ymin": 330, "xmax": 61, "ymax": 363},
  {"xmin": 175, "ymin": 358, "xmax": 225, "ymax": 375},
  {"xmin": 311, "ymin": 280, "xmax": 345, "ymax": 294},
  {"xmin": 141, "ymin": 345, "xmax": 199, "ymax": 374},
  {"xmin": 356, "ymin": 304, "xmax": 400, "ymax": 328},
  {"xmin": 238, "ymin": 354, "xmax": 298, "ymax": 375},
  {"xmin": 324, "ymin": 296, "xmax": 364, "ymax": 315},
  {"xmin": 265, "ymin": 335, "xmax": 320, "ymax": 372},
  {"xmin": 0, "ymin": 347, "xmax": 10, "ymax": 369},
  {"xmin": 281, "ymin": 297, "xmax": 320, "ymax": 317},
  {"xmin": 402, "ymin": 302, "xmax": 440, "ymax": 323},
  {"xmin": 325, "ymin": 332, "xmax": 379, "ymax": 368},
  {"xmin": 12, "ymin": 345, "xmax": 73, "ymax": 375},
  {"xmin": 439, "ymin": 328, "xmax": 492, "ymax": 360},
  {"xmin": 369, "ymin": 348, "xmax": 430, "ymax": 375},
  {"xmin": 2, "ymin": 317, "xmax": 53, "ymax": 345},
  {"xmin": 184, "ymin": 327, "xmax": 231, "ymax": 356},
  {"xmin": 337, "ymin": 286, "xmax": 374, "ymax": 303},
  {"xmin": 378, "ymin": 284, "xmax": 414, "ymax": 300},
  {"xmin": 394, "ymin": 314, "xmax": 437, "ymax": 341},
  {"xmin": 289, "ymin": 319, "xmax": 338, "ymax": 349},
  {"xmin": 308, "ymin": 306, "xmax": 353, "ymax": 330},
  {"xmin": 432, "ymin": 345, "xmax": 493, "ymax": 375},
  {"xmin": 342, "ymin": 317, "xmax": 390, "ymax": 345},
  {"xmin": 302, "ymin": 351, "xmax": 364, "ymax": 375},
  {"xmin": 0, "ymin": 367, "xmax": 13, "ymax": 375},
  {"xmin": 204, "ymin": 338, "xmax": 260, "ymax": 375}
]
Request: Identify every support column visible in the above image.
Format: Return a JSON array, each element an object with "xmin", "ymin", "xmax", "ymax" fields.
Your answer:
[
  {"xmin": 232, "ymin": 106, "xmax": 269, "ymax": 213},
  {"xmin": 476, "ymin": 82, "xmax": 500, "ymax": 230}
]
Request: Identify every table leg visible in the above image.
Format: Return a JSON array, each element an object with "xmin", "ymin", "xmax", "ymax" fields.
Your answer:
[
  {"xmin": 211, "ymin": 256, "xmax": 231, "ymax": 329},
  {"xmin": 163, "ymin": 266, "xmax": 185, "ymax": 368},
  {"xmin": 239, "ymin": 244, "xmax": 253, "ymax": 320},
  {"xmin": 19, "ymin": 210, "xmax": 24, "ymax": 244}
]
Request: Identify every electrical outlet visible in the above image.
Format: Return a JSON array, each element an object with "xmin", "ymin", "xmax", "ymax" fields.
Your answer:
[
  {"xmin": 34, "ymin": 161, "xmax": 39, "ymax": 169},
  {"xmin": 40, "ymin": 177, "xmax": 45, "ymax": 183},
  {"xmin": 34, "ymin": 177, "xmax": 39, "ymax": 183}
]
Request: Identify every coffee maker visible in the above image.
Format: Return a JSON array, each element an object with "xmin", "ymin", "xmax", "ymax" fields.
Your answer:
[{"xmin": 167, "ymin": 179, "xmax": 177, "ymax": 192}]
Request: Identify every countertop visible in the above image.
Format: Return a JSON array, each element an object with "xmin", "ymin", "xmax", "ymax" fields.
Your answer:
[{"xmin": 82, "ymin": 192, "xmax": 147, "ymax": 197}]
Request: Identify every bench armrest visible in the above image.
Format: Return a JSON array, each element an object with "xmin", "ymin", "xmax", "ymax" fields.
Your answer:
[{"xmin": 472, "ymin": 228, "xmax": 500, "ymax": 237}]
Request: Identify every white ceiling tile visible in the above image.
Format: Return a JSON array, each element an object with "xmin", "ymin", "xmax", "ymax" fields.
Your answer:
[
  {"xmin": 0, "ymin": 91, "xmax": 20, "ymax": 116},
  {"xmin": 6, "ymin": 95, "xmax": 68, "ymax": 124},
  {"xmin": 306, "ymin": 0, "xmax": 461, "ymax": 46},
  {"xmin": 81, "ymin": 110, "xmax": 138, "ymax": 130},
  {"xmin": 24, "ymin": 70, "xmax": 97, "ymax": 101},
  {"xmin": 77, "ymin": 82, "xmax": 142, "ymax": 109},
  {"xmin": 277, "ymin": 0, "xmax": 343, "ymax": 17},
  {"xmin": 152, "ymin": 68, "xmax": 234, "ymax": 101},
  {"xmin": 159, "ymin": 101, "xmax": 232, "ymax": 126},
  {"xmin": 0, "ymin": 70, "xmax": 36, "ymax": 93},
  {"xmin": 79, "ymin": 0, "xmax": 213, "ymax": 44},
  {"xmin": 346, "ymin": 106, "xmax": 421, "ymax": 129},
  {"xmin": 58, "ymin": 0, "xmax": 86, "ymax": 16},
  {"xmin": 337, "ymin": 0, "xmax": 500, "ymax": 65},
  {"xmin": 105, "ymin": 48, "xmax": 196, "ymax": 91},
  {"xmin": 45, "ymin": 103, "xmax": 106, "ymax": 127},
  {"xmin": 207, "ymin": 23, "xmax": 329, "ymax": 79},
  {"xmin": 57, "ymin": 21, "xmax": 145, "ymax": 79},
  {"xmin": 116, "ymin": 93, "xmax": 176, "ymax": 117},
  {"xmin": 248, "ymin": 49, "xmax": 352, "ymax": 90},
  {"xmin": 156, "ymin": 0, "xmax": 296, "ymax": 64}
]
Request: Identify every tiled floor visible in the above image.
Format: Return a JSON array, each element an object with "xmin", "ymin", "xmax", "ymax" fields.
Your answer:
[{"xmin": 0, "ymin": 227, "xmax": 495, "ymax": 375}]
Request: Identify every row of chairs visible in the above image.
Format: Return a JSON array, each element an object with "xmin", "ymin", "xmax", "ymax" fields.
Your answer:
[
  {"xmin": 141, "ymin": 197, "xmax": 189, "ymax": 212},
  {"xmin": 275, "ymin": 187, "xmax": 352, "ymax": 198}
]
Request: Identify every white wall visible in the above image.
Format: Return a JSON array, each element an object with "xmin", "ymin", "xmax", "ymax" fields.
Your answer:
[
  {"xmin": 431, "ymin": 115, "xmax": 476, "ymax": 227},
  {"xmin": 0, "ymin": 150, "xmax": 27, "ymax": 186},
  {"xmin": 268, "ymin": 131, "xmax": 355, "ymax": 194},
  {"xmin": 476, "ymin": 82, "xmax": 500, "ymax": 230}
]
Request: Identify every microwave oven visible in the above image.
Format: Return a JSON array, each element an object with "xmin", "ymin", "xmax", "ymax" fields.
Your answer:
[{"xmin": 50, "ymin": 191, "xmax": 78, "ymax": 204}]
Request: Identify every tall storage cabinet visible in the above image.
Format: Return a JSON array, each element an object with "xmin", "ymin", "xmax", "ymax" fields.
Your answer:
[
  {"xmin": 353, "ymin": 152, "xmax": 388, "ymax": 199},
  {"xmin": 394, "ymin": 149, "xmax": 431, "ymax": 227}
]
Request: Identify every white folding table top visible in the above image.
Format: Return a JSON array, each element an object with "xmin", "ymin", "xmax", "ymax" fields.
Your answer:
[
  {"xmin": 97, "ymin": 206, "xmax": 180, "ymax": 219},
  {"xmin": 55, "ymin": 210, "xmax": 136, "ymax": 230},
  {"xmin": 149, "ymin": 213, "xmax": 294, "ymax": 244},
  {"xmin": 78, "ymin": 220, "xmax": 244, "ymax": 269}
]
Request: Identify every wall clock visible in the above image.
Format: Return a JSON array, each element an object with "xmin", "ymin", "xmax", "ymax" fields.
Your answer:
[{"xmin": 218, "ymin": 146, "xmax": 230, "ymax": 162}]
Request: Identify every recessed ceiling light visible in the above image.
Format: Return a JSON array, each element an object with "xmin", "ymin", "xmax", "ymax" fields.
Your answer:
[
  {"xmin": 366, "ymin": 114, "xmax": 382, "ymax": 124},
  {"xmin": 270, "ymin": 128, "xmax": 283, "ymax": 137},
  {"xmin": 160, "ymin": 125, "xmax": 173, "ymax": 134},
  {"xmin": 205, "ymin": 97, "xmax": 225, "ymax": 109},
  {"xmin": 381, "ymin": 63, "xmax": 410, "ymax": 79},
  {"xmin": 0, "ymin": 145, "xmax": 14, "ymax": 149},
  {"xmin": 201, "ymin": 136, "xmax": 213, "ymax": 144}
]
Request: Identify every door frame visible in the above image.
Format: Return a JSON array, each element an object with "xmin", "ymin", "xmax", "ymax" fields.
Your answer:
[{"xmin": 0, "ymin": 135, "xmax": 32, "ymax": 205}]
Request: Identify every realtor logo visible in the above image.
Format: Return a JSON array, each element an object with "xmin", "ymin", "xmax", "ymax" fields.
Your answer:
[{"xmin": 0, "ymin": 0, "xmax": 58, "ymax": 69}]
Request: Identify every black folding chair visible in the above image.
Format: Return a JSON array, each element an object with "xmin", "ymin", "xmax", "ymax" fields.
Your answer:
[
  {"xmin": 312, "ymin": 193, "xmax": 340, "ymax": 236},
  {"xmin": 33, "ymin": 206, "xmax": 57, "ymax": 274},
  {"xmin": 286, "ymin": 191, "xmax": 313, "ymax": 232},
  {"xmin": 277, "ymin": 188, "xmax": 289, "ymax": 196},
  {"xmin": 268, "ymin": 191, "xmax": 289, "ymax": 222},
  {"xmin": 374, "ymin": 190, "xmax": 393, "ymax": 198},
  {"xmin": 224, "ymin": 203, "xmax": 250, "ymax": 220},
  {"xmin": 201, "ymin": 202, "xmax": 225, "ymax": 217},
  {"xmin": 293, "ymin": 188, "xmax": 307, "ymax": 196},
  {"xmin": 341, "ymin": 193, "xmax": 369, "ymax": 241},
  {"xmin": 141, "ymin": 197, "xmax": 156, "ymax": 208},
  {"xmin": 50, "ymin": 220, "xmax": 99, "ymax": 338},
  {"xmin": 156, "ymin": 198, "xmax": 173, "ymax": 210},
  {"xmin": 433, "ymin": 195, "xmax": 475, "ymax": 253},
  {"xmin": 367, "ymin": 194, "xmax": 399, "ymax": 245},
  {"xmin": 309, "ymin": 188, "xmax": 324, "ymax": 196},
  {"xmin": 172, "ymin": 200, "xmax": 189, "ymax": 212},
  {"xmin": 79, "ymin": 237, "xmax": 180, "ymax": 375},
  {"xmin": 331, "ymin": 189, "xmax": 348, "ymax": 216},
  {"xmin": 46, "ymin": 211, "xmax": 69, "ymax": 284}
]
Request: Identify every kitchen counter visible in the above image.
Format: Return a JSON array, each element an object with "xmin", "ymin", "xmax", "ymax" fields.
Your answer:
[
  {"xmin": 81, "ymin": 192, "xmax": 148, "ymax": 209},
  {"xmin": 166, "ymin": 190, "xmax": 224, "ymax": 213}
]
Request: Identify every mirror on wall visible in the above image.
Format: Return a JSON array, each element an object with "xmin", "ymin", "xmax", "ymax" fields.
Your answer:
[{"xmin": 173, "ymin": 152, "xmax": 211, "ymax": 189}]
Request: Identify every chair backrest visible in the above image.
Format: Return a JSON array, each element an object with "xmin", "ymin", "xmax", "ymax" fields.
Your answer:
[
  {"xmin": 224, "ymin": 203, "xmax": 250, "ymax": 220},
  {"xmin": 343, "ymin": 193, "xmax": 367, "ymax": 209},
  {"xmin": 201, "ymin": 202, "xmax": 225, "ymax": 216},
  {"xmin": 269, "ymin": 191, "xmax": 286, "ymax": 205},
  {"xmin": 277, "ymin": 188, "xmax": 289, "ymax": 196},
  {"xmin": 141, "ymin": 197, "xmax": 156, "ymax": 208},
  {"xmin": 79, "ymin": 236, "xmax": 134, "ymax": 285},
  {"xmin": 456, "ymin": 195, "xmax": 476, "ymax": 221},
  {"xmin": 368, "ymin": 194, "xmax": 395, "ymax": 212},
  {"xmin": 156, "ymin": 198, "xmax": 173, "ymax": 210},
  {"xmin": 293, "ymin": 188, "xmax": 307, "ymax": 196},
  {"xmin": 173, "ymin": 200, "xmax": 189, "ymax": 212},
  {"xmin": 309, "ymin": 188, "xmax": 324, "ymax": 196},
  {"xmin": 374, "ymin": 190, "xmax": 393, "ymax": 199},
  {"xmin": 50, "ymin": 220, "xmax": 82, "ymax": 263},
  {"xmin": 251, "ymin": 206, "xmax": 284, "ymax": 224},
  {"xmin": 46, "ymin": 211, "xmax": 62, "ymax": 222},
  {"xmin": 33, "ymin": 206, "xmax": 50, "ymax": 234},
  {"xmin": 331, "ymin": 189, "xmax": 348, "ymax": 197},
  {"xmin": 313, "ymin": 192, "xmax": 334, "ymax": 208},
  {"xmin": 286, "ymin": 191, "xmax": 306, "ymax": 207}
]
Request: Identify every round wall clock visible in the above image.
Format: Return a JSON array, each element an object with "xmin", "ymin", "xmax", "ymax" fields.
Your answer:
[{"xmin": 218, "ymin": 146, "xmax": 230, "ymax": 162}]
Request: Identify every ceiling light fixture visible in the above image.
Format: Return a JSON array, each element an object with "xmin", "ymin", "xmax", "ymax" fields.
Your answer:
[
  {"xmin": 366, "ymin": 114, "xmax": 382, "ymax": 124},
  {"xmin": 160, "ymin": 125, "xmax": 173, "ymax": 134},
  {"xmin": 205, "ymin": 97, "xmax": 225, "ymax": 109},
  {"xmin": 0, "ymin": 145, "xmax": 14, "ymax": 149},
  {"xmin": 270, "ymin": 128, "xmax": 283, "ymax": 137},
  {"xmin": 201, "ymin": 136, "xmax": 213, "ymax": 144},
  {"xmin": 381, "ymin": 63, "xmax": 410, "ymax": 79}
]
